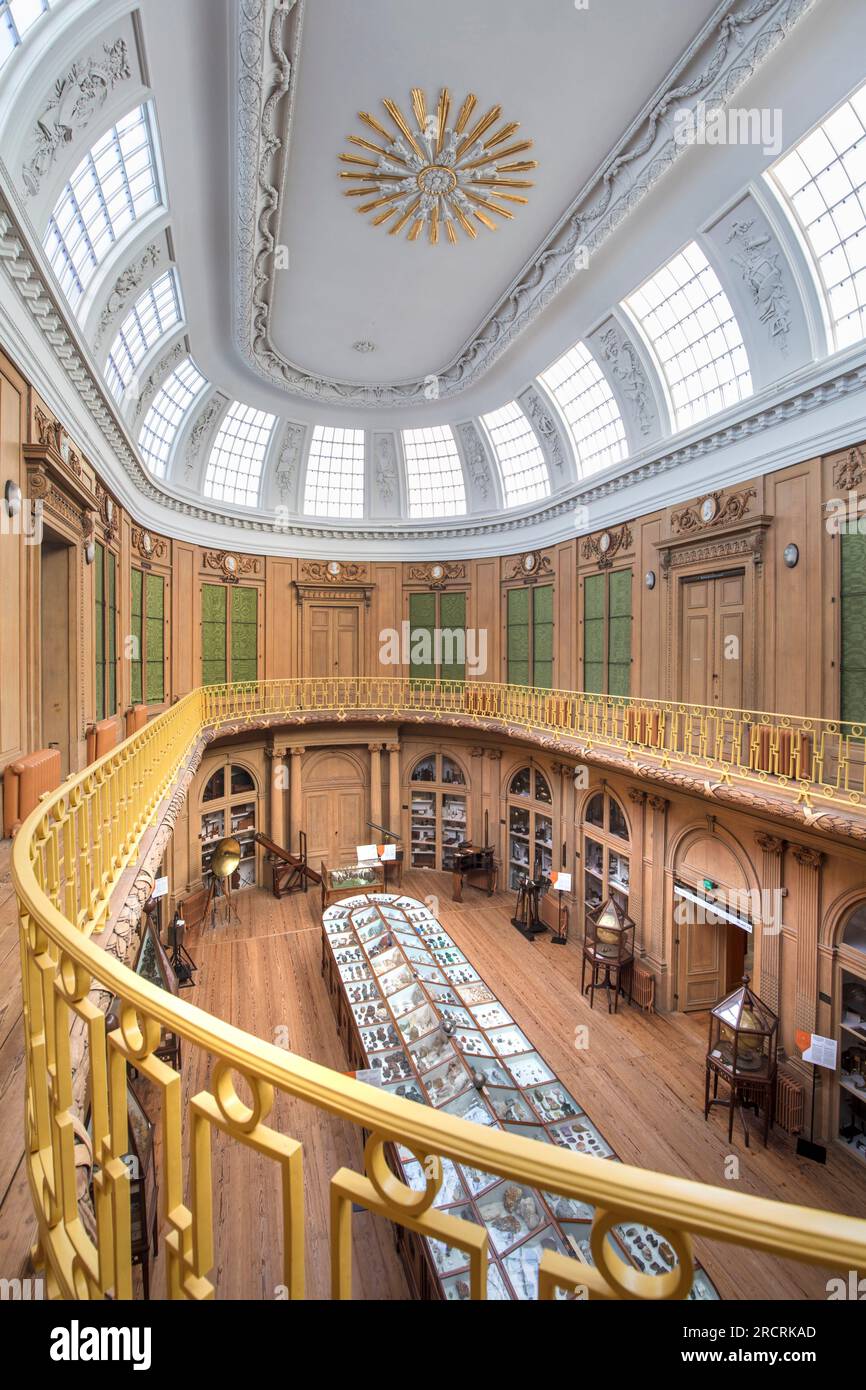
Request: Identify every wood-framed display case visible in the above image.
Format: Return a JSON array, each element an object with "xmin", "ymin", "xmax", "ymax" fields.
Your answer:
[
  {"xmin": 581, "ymin": 788, "xmax": 631, "ymax": 927},
  {"xmin": 199, "ymin": 762, "xmax": 259, "ymax": 890},
  {"xmin": 87, "ymin": 1081, "xmax": 158, "ymax": 1298},
  {"xmin": 506, "ymin": 766, "xmax": 553, "ymax": 890},
  {"xmin": 408, "ymin": 753, "xmax": 469, "ymax": 871},
  {"xmin": 836, "ymin": 903, "xmax": 866, "ymax": 1166},
  {"xmin": 321, "ymin": 892, "xmax": 719, "ymax": 1302}
]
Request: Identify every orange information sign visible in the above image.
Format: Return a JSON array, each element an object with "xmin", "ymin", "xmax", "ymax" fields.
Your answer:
[{"xmin": 795, "ymin": 1028, "xmax": 811, "ymax": 1054}]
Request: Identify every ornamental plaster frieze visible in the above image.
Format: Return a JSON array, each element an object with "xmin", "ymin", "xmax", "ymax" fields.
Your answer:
[{"xmin": 234, "ymin": 0, "xmax": 818, "ymax": 406}]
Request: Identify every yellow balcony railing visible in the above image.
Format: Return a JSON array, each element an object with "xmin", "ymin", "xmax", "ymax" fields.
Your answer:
[{"xmin": 12, "ymin": 680, "xmax": 866, "ymax": 1301}]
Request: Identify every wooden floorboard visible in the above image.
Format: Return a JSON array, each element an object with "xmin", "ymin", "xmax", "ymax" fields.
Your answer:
[{"xmin": 1, "ymin": 861, "xmax": 865, "ymax": 1299}]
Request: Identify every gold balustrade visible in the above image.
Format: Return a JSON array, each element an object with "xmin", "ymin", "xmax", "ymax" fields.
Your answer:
[{"xmin": 12, "ymin": 680, "xmax": 866, "ymax": 1300}]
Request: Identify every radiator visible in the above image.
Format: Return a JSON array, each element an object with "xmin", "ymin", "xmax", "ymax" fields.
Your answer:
[
  {"xmin": 774, "ymin": 1072, "xmax": 805, "ymax": 1134},
  {"xmin": 85, "ymin": 718, "xmax": 119, "ymax": 764},
  {"xmin": 2, "ymin": 747, "xmax": 62, "ymax": 838},
  {"xmin": 631, "ymin": 963, "xmax": 656, "ymax": 1013},
  {"xmin": 125, "ymin": 705, "xmax": 148, "ymax": 737},
  {"xmin": 751, "ymin": 726, "xmax": 813, "ymax": 779}
]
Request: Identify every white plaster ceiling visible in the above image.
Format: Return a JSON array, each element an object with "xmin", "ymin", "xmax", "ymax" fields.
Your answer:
[{"xmin": 263, "ymin": 0, "xmax": 722, "ymax": 386}]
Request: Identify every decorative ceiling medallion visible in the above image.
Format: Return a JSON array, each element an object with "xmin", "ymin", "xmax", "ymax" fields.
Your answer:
[
  {"xmin": 504, "ymin": 551, "xmax": 553, "ymax": 583},
  {"xmin": 131, "ymin": 526, "xmax": 167, "ymax": 562},
  {"xmin": 299, "ymin": 560, "xmax": 369, "ymax": 584},
  {"xmin": 339, "ymin": 88, "xmax": 537, "ymax": 245}
]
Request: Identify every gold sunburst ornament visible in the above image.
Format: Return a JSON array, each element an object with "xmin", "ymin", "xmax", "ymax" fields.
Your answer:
[{"xmin": 339, "ymin": 88, "xmax": 537, "ymax": 245}]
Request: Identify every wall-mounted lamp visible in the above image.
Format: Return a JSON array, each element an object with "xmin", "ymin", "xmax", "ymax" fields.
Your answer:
[
  {"xmin": 4, "ymin": 480, "xmax": 21, "ymax": 519},
  {"xmin": 84, "ymin": 540, "xmax": 96, "ymax": 565},
  {"xmin": 783, "ymin": 543, "xmax": 800, "ymax": 569},
  {"xmin": 645, "ymin": 570, "xmax": 656, "ymax": 590}
]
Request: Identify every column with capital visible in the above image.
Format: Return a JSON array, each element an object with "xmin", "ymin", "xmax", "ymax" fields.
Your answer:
[
  {"xmin": 368, "ymin": 744, "xmax": 383, "ymax": 828},
  {"xmin": 385, "ymin": 742, "xmax": 401, "ymax": 837},
  {"xmin": 485, "ymin": 748, "xmax": 502, "ymax": 864},
  {"xmin": 626, "ymin": 788, "xmax": 647, "ymax": 956},
  {"xmin": 267, "ymin": 744, "xmax": 288, "ymax": 848},
  {"xmin": 289, "ymin": 747, "xmax": 305, "ymax": 855},
  {"xmin": 645, "ymin": 795, "xmax": 670, "ymax": 1005},
  {"xmin": 791, "ymin": 844, "xmax": 823, "ymax": 1039},
  {"xmin": 755, "ymin": 834, "xmax": 785, "ymax": 1014}
]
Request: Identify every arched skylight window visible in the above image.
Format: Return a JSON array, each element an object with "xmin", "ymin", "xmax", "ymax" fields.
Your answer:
[
  {"xmin": 402, "ymin": 426, "xmax": 466, "ymax": 518},
  {"xmin": 303, "ymin": 426, "xmax": 365, "ymax": 518},
  {"xmin": 204, "ymin": 401, "xmax": 276, "ymax": 507},
  {"xmin": 44, "ymin": 106, "xmax": 161, "ymax": 313},
  {"xmin": 481, "ymin": 402, "xmax": 550, "ymax": 506},
  {"xmin": 0, "ymin": 0, "xmax": 51, "ymax": 70},
  {"xmin": 540, "ymin": 343, "xmax": 628, "ymax": 475},
  {"xmin": 138, "ymin": 356, "xmax": 207, "ymax": 478},
  {"xmin": 769, "ymin": 81, "xmax": 866, "ymax": 350},
  {"xmin": 624, "ymin": 241, "xmax": 752, "ymax": 431},
  {"xmin": 105, "ymin": 270, "xmax": 182, "ymax": 400}
]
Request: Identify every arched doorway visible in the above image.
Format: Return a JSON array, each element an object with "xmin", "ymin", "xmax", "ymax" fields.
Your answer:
[
  {"xmin": 671, "ymin": 830, "xmax": 757, "ymax": 1012},
  {"xmin": 304, "ymin": 749, "xmax": 367, "ymax": 868}
]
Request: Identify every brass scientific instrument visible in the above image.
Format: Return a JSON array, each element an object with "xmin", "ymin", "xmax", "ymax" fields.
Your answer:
[{"xmin": 204, "ymin": 835, "xmax": 241, "ymax": 928}]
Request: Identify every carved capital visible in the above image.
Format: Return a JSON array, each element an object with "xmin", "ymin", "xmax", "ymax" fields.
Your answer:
[
  {"xmin": 289, "ymin": 746, "xmax": 305, "ymax": 759},
  {"xmin": 627, "ymin": 788, "xmax": 647, "ymax": 805},
  {"xmin": 791, "ymin": 844, "xmax": 823, "ymax": 870},
  {"xmin": 647, "ymin": 795, "xmax": 669, "ymax": 813},
  {"xmin": 756, "ymin": 832, "xmax": 785, "ymax": 856},
  {"xmin": 486, "ymin": 748, "xmax": 503, "ymax": 761}
]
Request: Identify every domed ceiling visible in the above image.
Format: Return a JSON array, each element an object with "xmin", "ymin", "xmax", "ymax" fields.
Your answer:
[{"xmin": 0, "ymin": 0, "xmax": 865, "ymax": 557}]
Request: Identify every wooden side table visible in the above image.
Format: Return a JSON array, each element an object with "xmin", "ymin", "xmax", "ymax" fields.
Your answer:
[
  {"xmin": 581, "ymin": 949, "xmax": 634, "ymax": 1013},
  {"xmin": 704, "ymin": 1056, "xmax": 776, "ymax": 1148}
]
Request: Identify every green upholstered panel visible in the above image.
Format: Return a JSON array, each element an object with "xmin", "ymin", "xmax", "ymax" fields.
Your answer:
[
  {"xmin": 145, "ymin": 572, "xmax": 165, "ymax": 704},
  {"xmin": 583, "ymin": 573, "xmax": 605, "ymax": 694},
  {"xmin": 533, "ymin": 584, "xmax": 554, "ymax": 688},
  {"xmin": 202, "ymin": 584, "xmax": 227, "ymax": 685},
  {"xmin": 94, "ymin": 544, "xmax": 105, "ymax": 722},
  {"xmin": 230, "ymin": 586, "xmax": 258, "ymax": 682},
  {"xmin": 130, "ymin": 568, "xmax": 143, "ymax": 706},
  {"xmin": 608, "ymin": 567, "xmax": 632, "ymax": 697},
  {"xmin": 842, "ymin": 533, "xmax": 866, "ymax": 724},
  {"xmin": 106, "ymin": 550, "xmax": 117, "ymax": 715},
  {"xmin": 409, "ymin": 592, "xmax": 436, "ymax": 680},
  {"xmin": 439, "ymin": 590, "xmax": 466, "ymax": 682},
  {"xmin": 507, "ymin": 586, "xmax": 530, "ymax": 687}
]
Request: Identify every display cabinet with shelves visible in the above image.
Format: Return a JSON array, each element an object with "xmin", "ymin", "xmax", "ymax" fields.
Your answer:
[{"xmin": 409, "ymin": 754, "xmax": 468, "ymax": 870}]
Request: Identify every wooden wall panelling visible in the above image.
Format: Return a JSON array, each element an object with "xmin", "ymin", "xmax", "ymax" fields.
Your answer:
[
  {"xmin": 471, "ymin": 559, "xmax": 499, "ymax": 684},
  {"xmin": 821, "ymin": 442, "xmax": 866, "ymax": 723},
  {"xmin": 554, "ymin": 540, "xmax": 577, "ymax": 691},
  {"xmin": 0, "ymin": 357, "xmax": 28, "ymax": 792},
  {"xmin": 372, "ymin": 562, "xmax": 400, "ymax": 678},
  {"xmin": 636, "ymin": 513, "xmax": 664, "ymax": 700},
  {"xmin": 264, "ymin": 557, "xmax": 297, "ymax": 679},
  {"xmin": 763, "ymin": 460, "xmax": 824, "ymax": 718},
  {"xmin": 171, "ymin": 543, "xmax": 196, "ymax": 697}
]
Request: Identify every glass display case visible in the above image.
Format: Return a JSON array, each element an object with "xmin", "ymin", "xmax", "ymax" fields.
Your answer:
[
  {"xmin": 582, "ymin": 790, "xmax": 631, "ymax": 925},
  {"xmin": 838, "ymin": 967, "xmax": 866, "ymax": 1164},
  {"xmin": 707, "ymin": 976, "xmax": 778, "ymax": 1079},
  {"xmin": 199, "ymin": 762, "xmax": 258, "ymax": 889},
  {"xmin": 507, "ymin": 768, "xmax": 554, "ymax": 890},
  {"xmin": 409, "ymin": 754, "xmax": 469, "ymax": 870},
  {"xmin": 321, "ymin": 891, "xmax": 718, "ymax": 1302}
]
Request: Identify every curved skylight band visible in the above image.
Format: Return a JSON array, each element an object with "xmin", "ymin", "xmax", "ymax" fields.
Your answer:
[
  {"xmin": 770, "ymin": 80, "xmax": 866, "ymax": 350},
  {"xmin": 44, "ymin": 105, "xmax": 161, "ymax": 313},
  {"xmin": 303, "ymin": 426, "xmax": 365, "ymax": 518},
  {"xmin": 481, "ymin": 402, "xmax": 550, "ymax": 506},
  {"xmin": 204, "ymin": 401, "xmax": 276, "ymax": 507},
  {"xmin": 105, "ymin": 269, "xmax": 182, "ymax": 400},
  {"xmin": 402, "ymin": 426, "xmax": 466, "ymax": 518},
  {"xmin": 138, "ymin": 356, "xmax": 207, "ymax": 478},
  {"xmin": 540, "ymin": 343, "xmax": 627, "ymax": 476},
  {"xmin": 624, "ymin": 241, "xmax": 752, "ymax": 432},
  {"xmin": 0, "ymin": 0, "xmax": 51, "ymax": 70}
]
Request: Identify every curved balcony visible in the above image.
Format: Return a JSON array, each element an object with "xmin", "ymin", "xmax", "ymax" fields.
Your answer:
[{"xmin": 12, "ymin": 680, "xmax": 866, "ymax": 1300}]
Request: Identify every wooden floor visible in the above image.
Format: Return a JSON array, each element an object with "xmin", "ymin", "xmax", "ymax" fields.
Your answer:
[{"xmin": 2, "ymin": 856, "xmax": 866, "ymax": 1300}]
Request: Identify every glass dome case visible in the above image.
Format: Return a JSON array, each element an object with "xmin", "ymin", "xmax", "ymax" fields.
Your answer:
[
  {"xmin": 707, "ymin": 976, "xmax": 778, "ymax": 1079},
  {"xmin": 584, "ymin": 895, "xmax": 635, "ymax": 966}
]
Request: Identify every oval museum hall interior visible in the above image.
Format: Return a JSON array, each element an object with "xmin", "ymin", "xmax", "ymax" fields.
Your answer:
[{"xmin": 1, "ymin": 0, "xmax": 866, "ymax": 1318}]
